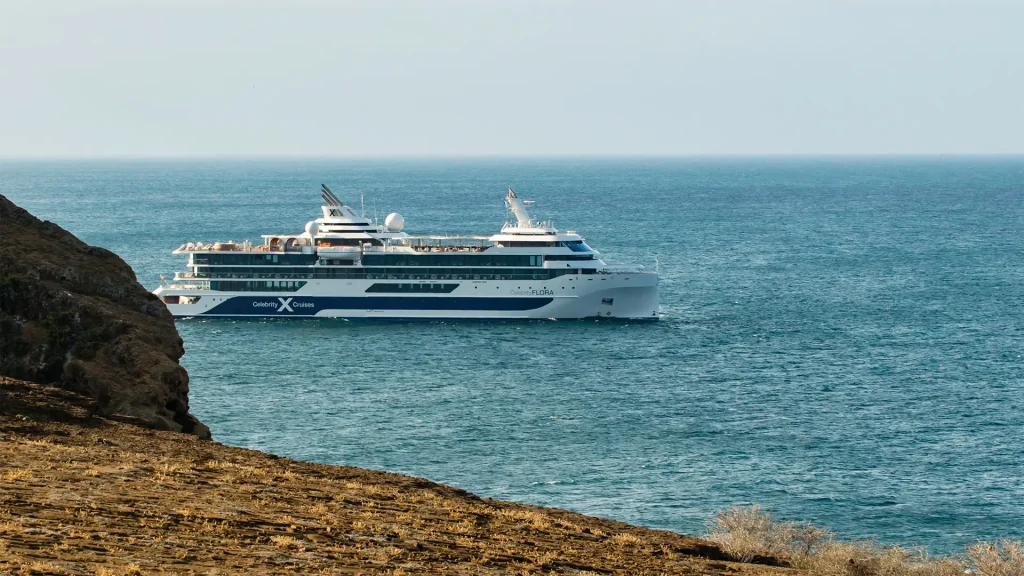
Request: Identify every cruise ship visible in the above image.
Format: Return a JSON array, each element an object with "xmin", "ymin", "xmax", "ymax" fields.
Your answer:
[{"xmin": 154, "ymin": 185, "xmax": 659, "ymax": 320}]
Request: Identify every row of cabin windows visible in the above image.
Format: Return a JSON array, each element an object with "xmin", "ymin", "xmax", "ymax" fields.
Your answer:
[
  {"xmin": 192, "ymin": 253, "xmax": 318, "ymax": 266},
  {"xmin": 499, "ymin": 238, "xmax": 589, "ymax": 245},
  {"xmin": 190, "ymin": 255, "xmax": 583, "ymax": 276},
  {"xmin": 194, "ymin": 267, "xmax": 319, "ymax": 277},
  {"xmin": 192, "ymin": 252, "xmax": 562, "ymax": 267},
  {"xmin": 365, "ymin": 283, "xmax": 458, "ymax": 293},
  {"xmin": 196, "ymin": 268, "xmax": 592, "ymax": 281},
  {"xmin": 363, "ymin": 254, "xmax": 542, "ymax": 267},
  {"xmin": 544, "ymin": 254, "xmax": 595, "ymax": 261},
  {"xmin": 191, "ymin": 262, "xmax": 568, "ymax": 279},
  {"xmin": 336, "ymin": 268, "xmax": 587, "ymax": 280},
  {"xmin": 499, "ymin": 240, "xmax": 588, "ymax": 249},
  {"xmin": 209, "ymin": 280, "xmax": 307, "ymax": 292}
]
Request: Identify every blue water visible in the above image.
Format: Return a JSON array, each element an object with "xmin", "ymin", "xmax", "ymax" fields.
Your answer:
[{"xmin": 3, "ymin": 157, "xmax": 1022, "ymax": 553}]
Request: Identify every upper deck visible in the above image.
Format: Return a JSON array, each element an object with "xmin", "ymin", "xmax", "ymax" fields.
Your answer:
[{"xmin": 167, "ymin": 185, "xmax": 656, "ymax": 277}]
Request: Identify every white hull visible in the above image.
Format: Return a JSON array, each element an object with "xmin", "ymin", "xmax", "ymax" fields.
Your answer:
[{"xmin": 155, "ymin": 273, "xmax": 658, "ymax": 320}]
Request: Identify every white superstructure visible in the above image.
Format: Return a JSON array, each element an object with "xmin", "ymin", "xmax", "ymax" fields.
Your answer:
[{"xmin": 153, "ymin": 185, "xmax": 659, "ymax": 320}]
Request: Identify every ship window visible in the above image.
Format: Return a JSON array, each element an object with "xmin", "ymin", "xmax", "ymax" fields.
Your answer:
[{"xmin": 602, "ymin": 298, "xmax": 614, "ymax": 305}]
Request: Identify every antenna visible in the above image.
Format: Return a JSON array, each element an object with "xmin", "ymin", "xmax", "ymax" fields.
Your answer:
[
  {"xmin": 374, "ymin": 198, "xmax": 378, "ymax": 228},
  {"xmin": 361, "ymin": 192, "xmax": 365, "ymax": 218}
]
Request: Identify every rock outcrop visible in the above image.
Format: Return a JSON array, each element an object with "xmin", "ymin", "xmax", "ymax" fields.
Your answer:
[{"xmin": 0, "ymin": 194, "xmax": 209, "ymax": 438}]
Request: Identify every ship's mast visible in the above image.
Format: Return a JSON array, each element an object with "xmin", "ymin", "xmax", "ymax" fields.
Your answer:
[{"xmin": 506, "ymin": 186, "xmax": 533, "ymax": 227}]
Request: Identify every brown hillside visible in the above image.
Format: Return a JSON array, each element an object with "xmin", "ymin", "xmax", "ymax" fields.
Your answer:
[{"xmin": 0, "ymin": 377, "xmax": 791, "ymax": 575}]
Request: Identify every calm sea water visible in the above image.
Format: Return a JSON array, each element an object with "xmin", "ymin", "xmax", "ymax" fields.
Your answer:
[{"xmin": 3, "ymin": 157, "xmax": 1022, "ymax": 553}]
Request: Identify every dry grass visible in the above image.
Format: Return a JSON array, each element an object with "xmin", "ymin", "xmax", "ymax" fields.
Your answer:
[
  {"xmin": 708, "ymin": 506, "xmax": 1023, "ymax": 576},
  {"xmin": 270, "ymin": 535, "xmax": 302, "ymax": 549},
  {"xmin": 1, "ymin": 468, "xmax": 34, "ymax": 482},
  {"xmin": 609, "ymin": 532, "xmax": 644, "ymax": 546},
  {"xmin": 306, "ymin": 502, "xmax": 329, "ymax": 515}
]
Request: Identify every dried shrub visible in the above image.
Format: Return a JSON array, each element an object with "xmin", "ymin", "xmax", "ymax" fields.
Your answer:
[
  {"xmin": 965, "ymin": 540, "xmax": 1024, "ymax": 576},
  {"xmin": 799, "ymin": 541, "xmax": 963, "ymax": 576},
  {"xmin": 707, "ymin": 505, "xmax": 831, "ymax": 562},
  {"xmin": 707, "ymin": 506, "xmax": 1023, "ymax": 576}
]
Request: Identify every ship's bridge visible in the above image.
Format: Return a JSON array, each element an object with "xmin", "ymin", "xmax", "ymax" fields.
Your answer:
[{"xmin": 490, "ymin": 187, "xmax": 597, "ymax": 254}]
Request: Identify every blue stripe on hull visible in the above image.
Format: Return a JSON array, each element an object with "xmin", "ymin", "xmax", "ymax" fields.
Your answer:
[{"xmin": 202, "ymin": 296, "xmax": 554, "ymax": 316}]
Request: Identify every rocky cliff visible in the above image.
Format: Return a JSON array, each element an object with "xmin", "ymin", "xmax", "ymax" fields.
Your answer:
[{"xmin": 0, "ymin": 194, "xmax": 209, "ymax": 438}]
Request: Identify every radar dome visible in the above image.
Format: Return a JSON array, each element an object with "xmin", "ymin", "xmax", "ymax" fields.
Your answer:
[
  {"xmin": 304, "ymin": 221, "xmax": 319, "ymax": 236},
  {"xmin": 384, "ymin": 212, "xmax": 405, "ymax": 232}
]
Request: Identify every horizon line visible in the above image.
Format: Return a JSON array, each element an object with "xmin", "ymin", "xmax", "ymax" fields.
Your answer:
[{"xmin": 2, "ymin": 152, "xmax": 1023, "ymax": 161}]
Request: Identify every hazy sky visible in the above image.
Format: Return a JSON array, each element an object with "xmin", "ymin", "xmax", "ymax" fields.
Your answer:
[{"xmin": 1, "ymin": 0, "xmax": 1022, "ymax": 157}]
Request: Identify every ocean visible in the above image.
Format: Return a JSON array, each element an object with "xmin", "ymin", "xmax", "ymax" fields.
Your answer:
[{"xmin": 2, "ymin": 157, "xmax": 1022, "ymax": 553}]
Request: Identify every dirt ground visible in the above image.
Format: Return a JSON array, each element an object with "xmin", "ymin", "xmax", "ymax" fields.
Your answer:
[{"xmin": 0, "ymin": 377, "xmax": 792, "ymax": 575}]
